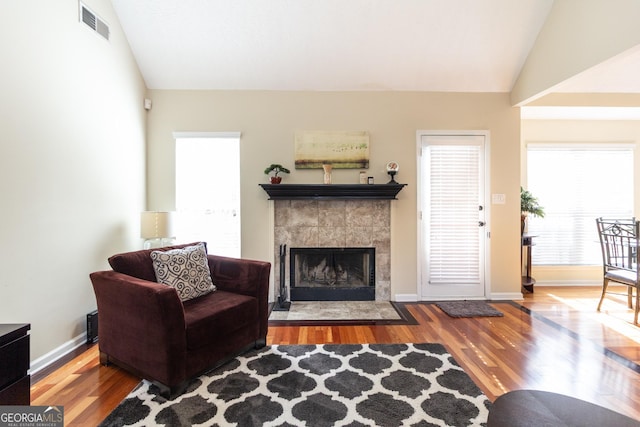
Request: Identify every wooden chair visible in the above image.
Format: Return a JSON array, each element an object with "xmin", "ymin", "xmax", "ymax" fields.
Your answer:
[{"xmin": 596, "ymin": 217, "xmax": 640, "ymax": 324}]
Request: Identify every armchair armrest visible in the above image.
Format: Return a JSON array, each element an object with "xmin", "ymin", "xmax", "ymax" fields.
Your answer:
[
  {"xmin": 207, "ymin": 255, "xmax": 271, "ymax": 340},
  {"xmin": 89, "ymin": 270, "xmax": 187, "ymax": 386},
  {"xmin": 208, "ymin": 255, "xmax": 270, "ymax": 296}
]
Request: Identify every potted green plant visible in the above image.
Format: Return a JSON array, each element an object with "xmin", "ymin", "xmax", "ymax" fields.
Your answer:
[
  {"xmin": 521, "ymin": 187, "xmax": 545, "ymax": 234},
  {"xmin": 264, "ymin": 164, "xmax": 290, "ymax": 184}
]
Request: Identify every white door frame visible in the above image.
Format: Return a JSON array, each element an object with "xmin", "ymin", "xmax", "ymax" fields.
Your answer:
[{"xmin": 416, "ymin": 130, "xmax": 491, "ymax": 301}]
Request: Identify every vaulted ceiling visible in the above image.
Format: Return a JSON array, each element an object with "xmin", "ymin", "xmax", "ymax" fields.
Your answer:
[{"xmin": 110, "ymin": 0, "xmax": 640, "ymax": 104}]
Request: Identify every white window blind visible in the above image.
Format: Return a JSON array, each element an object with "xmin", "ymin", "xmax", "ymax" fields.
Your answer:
[
  {"xmin": 175, "ymin": 133, "xmax": 241, "ymax": 258},
  {"xmin": 527, "ymin": 144, "xmax": 634, "ymax": 266},
  {"xmin": 426, "ymin": 144, "xmax": 482, "ymax": 284}
]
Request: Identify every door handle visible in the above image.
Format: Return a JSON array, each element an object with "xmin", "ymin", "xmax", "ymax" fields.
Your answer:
[{"xmin": 479, "ymin": 221, "xmax": 486, "ymax": 227}]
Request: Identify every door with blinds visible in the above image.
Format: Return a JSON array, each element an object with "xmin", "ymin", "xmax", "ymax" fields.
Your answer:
[{"xmin": 420, "ymin": 133, "xmax": 487, "ymax": 299}]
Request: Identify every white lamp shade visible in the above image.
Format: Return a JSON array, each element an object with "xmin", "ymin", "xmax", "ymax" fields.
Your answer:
[{"xmin": 140, "ymin": 211, "xmax": 175, "ymax": 239}]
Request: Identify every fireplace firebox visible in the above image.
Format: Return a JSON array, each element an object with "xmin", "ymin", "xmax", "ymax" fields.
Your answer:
[{"xmin": 289, "ymin": 247, "xmax": 375, "ymax": 301}]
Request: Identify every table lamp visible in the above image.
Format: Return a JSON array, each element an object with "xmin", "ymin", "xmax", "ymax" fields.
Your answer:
[{"xmin": 140, "ymin": 211, "xmax": 176, "ymax": 249}]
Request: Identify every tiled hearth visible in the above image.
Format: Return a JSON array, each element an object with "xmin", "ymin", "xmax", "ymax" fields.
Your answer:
[
  {"xmin": 274, "ymin": 199, "xmax": 391, "ymax": 301},
  {"xmin": 269, "ymin": 301, "xmax": 401, "ymax": 321}
]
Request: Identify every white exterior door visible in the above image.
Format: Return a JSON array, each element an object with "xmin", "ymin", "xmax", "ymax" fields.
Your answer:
[{"xmin": 419, "ymin": 133, "xmax": 488, "ymax": 299}]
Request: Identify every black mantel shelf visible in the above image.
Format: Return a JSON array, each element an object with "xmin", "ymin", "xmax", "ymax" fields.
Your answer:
[{"xmin": 259, "ymin": 183, "xmax": 407, "ymax": 200}]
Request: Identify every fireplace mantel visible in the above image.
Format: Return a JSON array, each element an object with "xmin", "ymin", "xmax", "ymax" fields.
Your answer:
[{"xmin": 259, "ymin": 183, "xmax": 406, "ymax": 200}]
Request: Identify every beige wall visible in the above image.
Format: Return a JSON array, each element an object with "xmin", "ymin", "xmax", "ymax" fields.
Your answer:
[
  {"xmin": 146, "ymin": 90, "xmax": 522, "ymax": 300},
  {"xmin": 0, "ymin": 0, "xmax": 147, "ymax": 364},
  {"xmin": 2, "ymin": 0, "xmax": 636, "ymax": 373},
  {"xmin": 521, "ymin": 119, "xmax": 640, "ymax": 283}
]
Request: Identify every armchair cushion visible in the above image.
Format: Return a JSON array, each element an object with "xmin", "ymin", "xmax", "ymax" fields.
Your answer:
[
  {"xmin": 183, "ymin": 290, "xmax": 258, "ymax": 351},
  {"xmin": 151, "ymin": 243, "xmax": 216, "ymax": 301}
]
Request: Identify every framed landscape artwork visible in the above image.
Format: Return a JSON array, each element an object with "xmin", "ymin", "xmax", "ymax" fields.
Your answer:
[{"xmin": 294, "ymin": 131, "xmax": 370, "ymax": 169}]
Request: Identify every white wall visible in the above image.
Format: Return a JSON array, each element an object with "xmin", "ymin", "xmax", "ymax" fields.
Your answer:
[
  {"xmin": 511, "ymin": 0, "xmax": 640, "ymax": 105},
  {"xmin": 145, "ymin": 90, "xmax": 522, "ymax": 300},
  {"xmin": 0, "ymin": 0, "xmax": 146, "ymax": 365}
]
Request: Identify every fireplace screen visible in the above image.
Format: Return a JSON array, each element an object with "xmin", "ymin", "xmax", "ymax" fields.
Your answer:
[{"xmin": 289, "ymin": 247, "xmax": 375, "ymax": 301}]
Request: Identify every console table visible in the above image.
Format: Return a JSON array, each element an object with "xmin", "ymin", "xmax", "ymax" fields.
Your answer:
[
  {"xmin": 521, "ymin": 234, "xmax": 536, "ymax": 293},
  {"xmin": 0, "ymin": 323, "xmax": 30, "ymax": 405}
]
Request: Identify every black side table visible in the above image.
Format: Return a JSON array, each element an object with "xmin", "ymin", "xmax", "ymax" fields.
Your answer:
[{"xmin": 0, "ymin": 323, "xmax": 31, "ymax": 405}]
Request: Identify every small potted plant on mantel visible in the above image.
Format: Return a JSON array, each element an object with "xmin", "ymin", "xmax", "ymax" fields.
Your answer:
[
  {"xmin": 520, "ymin": 186, "xmax": 545, "ymax": 235},
  {"xmin": 264, "ymin": 164, "xmax": 290, "ymax": 184}
]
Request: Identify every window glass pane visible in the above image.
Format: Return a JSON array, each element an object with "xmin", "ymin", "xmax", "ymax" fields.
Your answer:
[
  {"xmin": 175, "ymin": 136, "xmax": 240, "ymax": 257},
  {"xmin": 426, "ymin": 144, "xmax": 481, "ymax": 283},
  {"xmin": 527, "ymin": 145, "xmax": 633, "ymax": 265}
]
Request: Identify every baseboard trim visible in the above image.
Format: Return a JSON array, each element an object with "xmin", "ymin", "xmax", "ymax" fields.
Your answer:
[
  {"xmin": 30, "ymin": 332, "xmax": 88, "ymax": 377},
  {"xmin": 489, "ymin": 292, "xmax": 524, "ymax": 300},
  {"xmin": 533, "ymin": 281, "xmax": 600, "ymax": 286},
  {"xmin": 396, "ymin": 292, "xmax": 524, "ymax": 301},
  {"xmin": 394, "ymin": 294, "xmax": 418, "ymax": 302}
]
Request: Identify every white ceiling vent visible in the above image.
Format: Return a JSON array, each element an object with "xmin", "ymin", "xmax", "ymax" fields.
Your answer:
[{"xmin": 79, "ymin": 2, "xmax": 110, "ymax": 41}]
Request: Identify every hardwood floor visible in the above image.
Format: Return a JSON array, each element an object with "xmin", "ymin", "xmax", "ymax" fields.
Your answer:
[{"xmin": 31, "ymin": 286, "xmax": 640, "ymax": 425}]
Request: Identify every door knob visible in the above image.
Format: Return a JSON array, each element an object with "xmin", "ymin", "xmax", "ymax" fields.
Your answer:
[{"xmin": 479, "ymin": 221, "xmax": 486, "ymax": 227}]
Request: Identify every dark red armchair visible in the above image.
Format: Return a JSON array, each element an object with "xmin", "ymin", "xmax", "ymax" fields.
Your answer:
[{"xmin": 90, "ymin": 242, "xmax": 270, "ymax": 398}]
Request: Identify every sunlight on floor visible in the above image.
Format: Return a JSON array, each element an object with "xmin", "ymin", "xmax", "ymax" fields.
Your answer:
[{"xmin": 542, "ymin": 288, "xmax": 640, "ymax": 345}]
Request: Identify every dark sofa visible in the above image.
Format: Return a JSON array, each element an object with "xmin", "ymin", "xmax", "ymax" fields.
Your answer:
[{"xmin": 89, "ymin": 242, "xmax": 271, "ymax": 398}]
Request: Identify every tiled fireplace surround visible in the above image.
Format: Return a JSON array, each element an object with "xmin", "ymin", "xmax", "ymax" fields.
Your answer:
[{"xmin": 273, "ymin": 199, "xmax": 391, "ymax": 301}]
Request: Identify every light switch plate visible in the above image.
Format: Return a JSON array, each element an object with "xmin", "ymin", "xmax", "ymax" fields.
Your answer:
[{"xmin": 492, "ymin": 194, "xmax": 506, "ymax": 204}]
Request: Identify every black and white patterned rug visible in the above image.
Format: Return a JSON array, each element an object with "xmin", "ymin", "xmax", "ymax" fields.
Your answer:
[{"xmin": 100, "ymin": 343, "xmax": 491, "ymax": 427}]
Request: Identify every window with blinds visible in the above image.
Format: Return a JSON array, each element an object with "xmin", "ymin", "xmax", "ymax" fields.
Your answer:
[
  {"xmin": 526, "ymin": 144, "xmax": 634, "ymax": 266},
  {"xmin": 175, "ymin": 133, "xmax": 241, "ymax": 258},
  {"xmin": 425, "ymin": 143, "xmax": 482, "ymax": 284}
]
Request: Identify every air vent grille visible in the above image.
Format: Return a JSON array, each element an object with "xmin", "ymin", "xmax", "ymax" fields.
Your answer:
[
  {"xmin": 96, "ymin": 19, "xmax": 110, "ymax": 40},
  {"xmin": 81, "ymin": 6, "xmax": 96, "ymax": 29},
  {"xmin": 79, "ymin": 2, "xmax": 110, "ymax": 41}
]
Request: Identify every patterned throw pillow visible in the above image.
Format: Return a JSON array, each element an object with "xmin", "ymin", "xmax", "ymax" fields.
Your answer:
[{"xmin": 150, "ymin": 242, "xmax": 216, "ymax": 301}]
